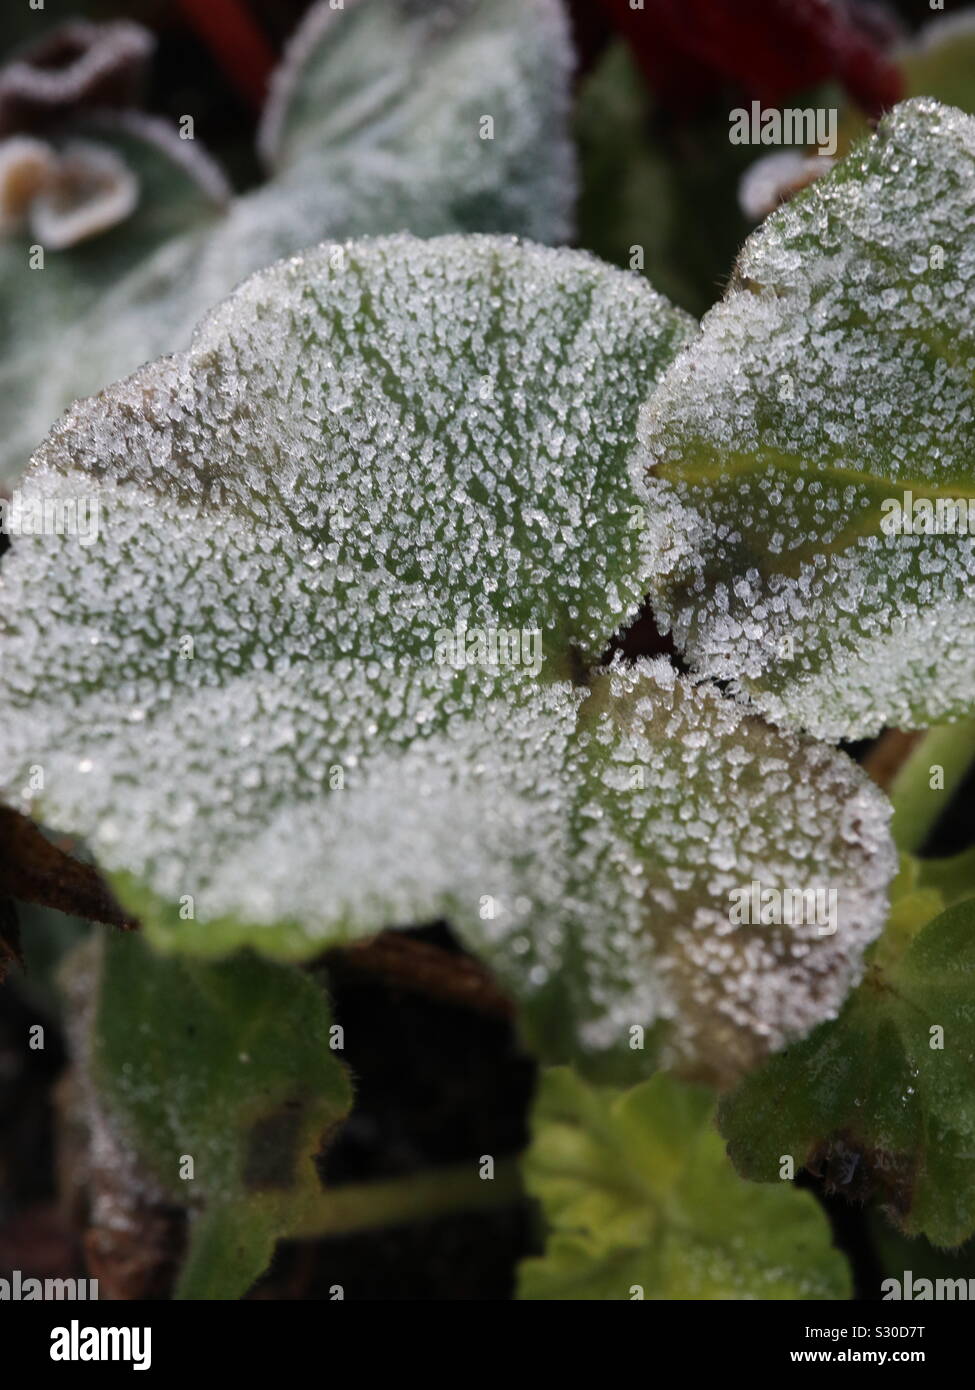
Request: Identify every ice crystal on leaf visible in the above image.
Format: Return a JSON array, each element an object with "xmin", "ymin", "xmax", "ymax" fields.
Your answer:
[
  {"xmin": 0, "ymin": 235, "xmax": 895, "ymax": 1081},
  {"xmin": 0, "ymin": 234, "xmax": 686, "ymax": 1001},
  {"xmin": 638, "ymin": 99, "xmax": 975, "ymax": 741},
  {"xmin": 561, "ymin": 660, "xmax": 895, "ymax": 1083}
]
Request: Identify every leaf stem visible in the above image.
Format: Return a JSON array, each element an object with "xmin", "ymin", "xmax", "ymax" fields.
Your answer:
[
  {"xmin": 284, "ymin": 1158, "xmax": 524, "ymax": 1241},
  {"xmin": 888, "ymin": 719, "xmax": 975, "ymax": 855}
]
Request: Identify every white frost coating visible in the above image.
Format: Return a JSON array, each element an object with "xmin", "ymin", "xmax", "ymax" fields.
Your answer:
[
  {"xmin": 29, "ymin": 140, "xmax": 139, "ymax": 250},
  {"xmin": 637, "ymin": 100, "xmax": 975, "ymax": 740},
  {"xmin": 738, "ymin": 152, "xmax": 834, "ymax": 221},
  {"xmin": 258, "ymin": 0, "xmax": 573, "ymax": 189},
  {"xmin": 0, "ymin": 0, "xmax": 577, "ymax": 491},
  {"xmin": 0, "ymin": 234, "xmax": 686, "ymax": 1020},
  {"xmin": 0, "ymin": 235, "xmax": 894, "ymax": 1078},
  {"xmin": 0, "ymin": 21, "xmax": 153, "ymax": 112},
  {"xmin": 568, "ymin": 659, "xmax": 895, "ymax": 1081}
]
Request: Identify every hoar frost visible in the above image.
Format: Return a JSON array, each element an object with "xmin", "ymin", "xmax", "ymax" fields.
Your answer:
[
  {"xmin": 568, "ymin": 660, "xmax": 895, "ymax": 1082},
  {"xmin": 638, "ymin": 99, "xmax": 975, "ymax": 741},
  {"xmin": 0, "ymin": 233, "xmax": 895, "ymax": 1079}
]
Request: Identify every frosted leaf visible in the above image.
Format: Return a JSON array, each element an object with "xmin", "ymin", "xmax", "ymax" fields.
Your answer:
[
  {"xmin": 0, "ymin": 135, "xmax": 54, "ymax": 232},
  {"xmin": 0, "ymin": 234, "xmax": 689, "ymax": 960},
  {"xmin": 638, "ymin": 99, "xmax": 975, "ymax": 740},
  {"xmin": 0, "ymin": 0, "xmax": 575, "ymax": 488},
  {"xmin": 76, "ymin": 112, "xmax": 232, "ymax": 227},
  {"xmin": 547, "ymin": 659, "xmax": 896, "ymax": 1084},
  {"xmin": 260, "ymin": 0, "xmax": 572, "ymax": 240},
  {"xmin": 0, "ymin": 235, "xmax": 894, "ymax": 1079},
  {"xmin": 0, "ymin": 114, "xmax": 229, "ymax": 478},
  {"xmin": 0, "ymin": 115, "xmax": 227, "ymax": 347},
  {"xmin": 737, "ymin": 151, "xmax": 834, "ymax": 222},
  {"xmin": 0, "ymin": 20, "xmax": 153, "ymax": 133},
  {"xmin": 27, "ymin": 139, "xmax": 139, "ymax": 250}
]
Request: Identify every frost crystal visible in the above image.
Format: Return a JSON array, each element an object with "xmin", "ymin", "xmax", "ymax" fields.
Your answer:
[
  {"xmin": 566, "ymin": 660, "xmax": 895, "ymax": 1082},
  {"xmin": 0, "ymin": 234, "xmax": 895, "ymax": 1079},
  {"xmin": 638, "ymin": 99, "xmax": 975, "ymax": 740},
  {"xmin": 0, "ymin": 236, "xmax": 683, "ymax": 1006}
]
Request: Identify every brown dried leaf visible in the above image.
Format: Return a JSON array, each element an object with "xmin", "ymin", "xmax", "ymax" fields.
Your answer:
[{"xmin": 0, "ymin": 805, "xmax": 136, "ymax": 929}]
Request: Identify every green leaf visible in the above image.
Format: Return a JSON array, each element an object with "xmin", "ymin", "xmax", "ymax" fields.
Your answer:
[
  {"xmin": 517, "ymin": 1067, "xmax": 851, "ymax": 1300},
  {"xmin": 527, "ymin": 658, "xmax": 896, "ymax": 1085},
  {"xmin": 639, "ymin": 98, "xmax": 975, "ymax": 740},
  {"xmin": 0, "ymin": 233, "xmax": 900, "ymax": 1078},
  {"xmin": 887, "ymin": 719, "xmax": 975, "ymax": 856},
  {"xmin": 92, "ymin": 929, "xmax": 352, "ymax": 1299},
  {"xmin": 259, "ymin": 0, "xmax": 573, "ymax": 245},
  {"xmin": 0, "ymin": 0, "xmax": 575, "ymax": 489},
  {"xmin": 0, "ymin": 234, "xmax": 687, "ymax": 953},
  {"xmin": 719, "ymin": 897, "xmax": 975, "ymax": 1248}
]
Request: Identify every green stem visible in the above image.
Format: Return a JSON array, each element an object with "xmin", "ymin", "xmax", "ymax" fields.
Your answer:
[
  {"xmin": 283, "ymin": 1157, "xmax": 523, "ymax": 1241},
  {"xmin": 177, "ymin": 1160, "xmax": 524, "ymax": 1299},
  {"xmin": 888, "ymin": 719, "xmax": 975, "ymax": 855}
]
